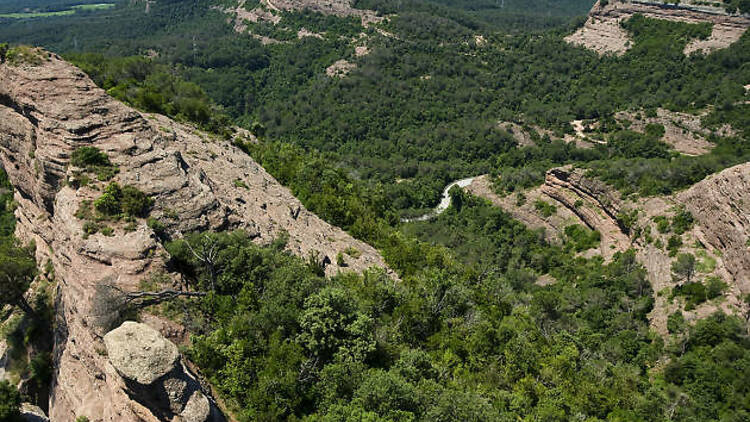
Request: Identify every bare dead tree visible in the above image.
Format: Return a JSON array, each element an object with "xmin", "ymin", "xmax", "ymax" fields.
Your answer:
[
  {"xmin": 184, "ymin": 234, "xmax": 221, "ymax": 292},
  {"xmin": 92, "ymin": 282, "xmax": 206, "ymax": 332}
]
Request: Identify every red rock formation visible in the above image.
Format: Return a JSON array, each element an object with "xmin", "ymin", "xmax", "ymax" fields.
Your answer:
[{"xmin": 0, "ymin": 51, "xmax": 390, "ymax": 421}]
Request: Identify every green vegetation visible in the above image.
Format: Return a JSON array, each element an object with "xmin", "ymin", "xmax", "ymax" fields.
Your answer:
[
  {"xmin": 151, "ymin": 193, "xmax": 750, "ymax": 420},
  {"xmin": 0, "ymin": 169, "xmax": 53, "ymax": 408},
  {"xmin": 671, "ymin": 253, "xmax": 726, "ymax": 310},
  {"xmin": 564, "ymin": 224, "xmax": 601, "ymax": 252},
  {"xmin": 93, "ymin": 182, "xmax": 153, "ymax": 218},
  {"xmin": 724, "ymin": 0, "xmax": 750, "ymax": 14},
  {"xmin": 69, "ymin": 146, "xmax": 119, "ymax": 181},
  {"xmin": 1, "ymin": 1, "xmax": 746, "ymax": 214},
  {"xmin": 74, "ymin": 181, "xmax": 153, "ymax": 237},
  {"xmin": 3, "ymin": 45, "xmax": 44, "ymax": 66},
  {"xmin": 533, "ymin": 199, "xmax": 557, "ymax": 217},
  {"xmin": 0, "ymin": 0, "xmax": 115, "ymax": 19},
  {"xmin": 0, "ymin": 381, "xmax": 22, "ymax": 421},
  {"xmin": 68, "ymin": 54, "xmax": 232, "ymax": 134},
  {"xmin": 1, "ymin": 1, "xmax": 749, "ymax": 419}
]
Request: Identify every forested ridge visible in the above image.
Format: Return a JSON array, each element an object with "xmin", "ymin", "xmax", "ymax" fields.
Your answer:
[
  {"xmin": 0, "ymin": 0, "xmax": 749, "ymax": 420},
  {"xmin": 1, "ymin": 0, "xmax": 748, "ymax": 215}
]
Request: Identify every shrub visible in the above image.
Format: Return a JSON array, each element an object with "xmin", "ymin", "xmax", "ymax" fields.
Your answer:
[
  {"xmin": 344, "ymin": 247, "xmax": 361, "ymax": 258},
  {"xmin": 0, "ymin": 43, "xmax": 8, "ymax": 63},
  {"xmin": 667, "ymin": 235, "xmax": 683, "ymax": 256},
  {"xmin": 705, "ymin": 277, "xmax": 726, "ymax": 300},
  {"xmin": 94, "ymin": 192, "xmax": 121, "ymax": 216},
  {"xmin": 82, "ymin": 221, "xmax": 101, "ymax": 236},
  {"xmin": 667, "ymin": 311, "xmax": 685, "ymax": 334},
  {"xmin": 653, "ymin": 215, "xmax": 670, "ymax": 233},
  {"xmin": 564, "ymin": 224, "xmax": 601, "ymax": 252},
  {"xmin": 336, "ymin": 252, "xmax": 347, "ymax": 267},
  {"xmin": 671, "ymin": 207, "xmax": 694, "ymax": 235},
  {"xmin": 672, "ymin": 282, "xmax": 707, "ymax": 310},
  {"xmin": 120, "ymin": 185, "xmax": 153, "ymax": 217},
  {"xmin": 93, "ymin": 182, "xmax": 152, "ymax": 217},
  {"xmin": 644, "ymin": 123, "xmax": 665, "ymax": 139},
  {"xmin": 0, "ymin": 381, "xmax": 21, "ymax": 421},
  {"xmin": 5, "ymin": 46, "xmax": 43, "ymax": 66},
  {"xmin": 70, "ymin": 147, "xmax": 112, "ymax": 168},
  {"xmin": 70, "ymin": 147, "xmax": 118, "ymax": 181},
  {"xmin": 534, "ymin": 200, "xmax": 557, "ymax": 218},
  {"xmin": 147, "ymin": 217, "xmax": 166, "ymax": 237}
]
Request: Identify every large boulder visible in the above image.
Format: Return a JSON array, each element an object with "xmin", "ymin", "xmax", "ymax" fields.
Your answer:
[
  {"xmin": 104, "ymin": 322, "xmax": 223, "ymax": 422},
  {"xmin": 104, "ymin": 321, "xmax": 180, "ymax": 385}
]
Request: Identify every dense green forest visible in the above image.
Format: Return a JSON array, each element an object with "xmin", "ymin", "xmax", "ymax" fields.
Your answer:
[
  {"xmin": 1, "ymin": 0, "xmax": 748, "ymax": 215},
  {"xmin": 153, "ymin": 192, "xmax": 750, "ymax": 421}
]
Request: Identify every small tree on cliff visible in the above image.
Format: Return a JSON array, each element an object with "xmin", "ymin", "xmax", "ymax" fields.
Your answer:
[
  {"xmin": 0, "ymin": 380, "xmax": 22, "ymax": 421},
  {"xmin": 0, "ymin": 240, "xmax": 37, "ymax": 316}
]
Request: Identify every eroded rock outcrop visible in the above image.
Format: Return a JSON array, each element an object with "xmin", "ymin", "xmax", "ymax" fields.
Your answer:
[
  {"xmin": 566, "ymin": 0, "xmax": 750, "ymax": 56},
  {"xmin": 678, "ymin": 163, "xmax": 750, "ymax": 295},
  {"xmin": 541, "ymin": 166, "xmax": 632, "ymax": 260},
  {"xmin": 469, "ymin": 162, "xmax": 750, "ymax": 334},
  {"xmin": 0, "ymin": 51, "xmax": 390, "ymax": 421},
  {"xmin": 104, "ymin": 322, "xmax": 222, "ymax": 422}
]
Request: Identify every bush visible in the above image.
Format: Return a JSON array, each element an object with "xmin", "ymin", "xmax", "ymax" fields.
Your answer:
[
  {"xmin": 70, "ymin": 146, "xmax": 111, "ymax": 168},
  {"xmin": 667, "ymin": 311, "xmax": 685, "ymax": 334},
  {"xmin": 534, "ymin": 199, "xmax": 557, "ymax": 218},
  {"xmin": 93, "ymin": 192, "xmax": 120, "ymax": 216},
  {"xmin": 671, "ymin": 207, "xmax": 694, "ymax": 235},
  {"xmin": 564, "ymin": 224, "xmax": 601, "ymax": 252},
  {"xmin": 70, "ymin": 147, "xmax": 118, "ymax": 181},
  {"xmin": 93, "ymin": 182, "xmax": 152, "ymax": 217},
  {"xmin": 0, "ymin": 381, "xmax": 21, "ymax": 421},
  {"xmin": 82, "ymin": 221, "xmax": 101, "ymax": 236},
  {"xmin": 667, "ymin": 234, "xmax": 683, "ymax": 256},
  {"xmin": 672, "ymin": 282, "xmax": 707, "ymax": 310},
  {"xmin": 147, "ymin": 217, "xmax": 167, "ymax": 238},
  {"xmin": 120, "ymin": 185, "xmax": 153, "ymax": 217},
  {"xmin": 705, "ymin": 277, "xmax": 726, "ymax": 300},
  {"xmin": 5, "ymin": 46, "xmax": 43, "ymax": 66},
  {"xmin": 654, "ymin": 216, "xmax": 670, "ymax": 233},
  {"xmin": 0, "ymin": 43, "xmax": 8, "ymax": 63}
]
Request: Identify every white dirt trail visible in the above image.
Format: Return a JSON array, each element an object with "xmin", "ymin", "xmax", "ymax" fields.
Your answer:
[{"xmin": 401, "ymin": 177, "xmax": 477, "ymax": 223}]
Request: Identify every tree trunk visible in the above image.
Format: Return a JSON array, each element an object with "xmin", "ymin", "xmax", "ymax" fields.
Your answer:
[{"xmin": 14, "ymin": 296, "xmax": 36, "ymax": 318}]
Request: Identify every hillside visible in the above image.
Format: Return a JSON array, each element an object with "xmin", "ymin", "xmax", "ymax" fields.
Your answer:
[
  {"xmin": 0, "ymin": 49, "xmax": 389, "ymax": 421},
  {"xmin": 0, "ymin": 0, "xmax": 748, "ymax": 420}
]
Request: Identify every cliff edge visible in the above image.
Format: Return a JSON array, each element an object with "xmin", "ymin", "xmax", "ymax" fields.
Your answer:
[{"xmin": 0, "ymin": 50, "xmax": 390, "ymax": 421}]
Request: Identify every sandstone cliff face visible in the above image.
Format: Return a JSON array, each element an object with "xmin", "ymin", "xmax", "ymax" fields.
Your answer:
[
  {"xmin": 678, "ymin": 163, "xmax": 750, "ymax": 295},
  {"xmin": 0, "ymin": 52, "xmax": 390, "ymax": 421},
  {"xmin": 541, "ymin": 166, "xmax": 632, "ymax": 260},
  {"xmin": 566, "ymin": 0, "xmax": 750, "ymax": 56}
]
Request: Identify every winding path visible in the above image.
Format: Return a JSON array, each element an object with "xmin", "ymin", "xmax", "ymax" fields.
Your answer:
[{"xmin": 401, "ymin": 177, "xmax": 477, "ymax": 223}]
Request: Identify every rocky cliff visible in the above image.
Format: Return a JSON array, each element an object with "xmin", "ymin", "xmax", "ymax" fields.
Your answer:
[
  {"xmin": 566, "ymin": 0, "xmax": 750, "ymax": 55},
  {"xmin": 0, "ymin": 50, "xmax": 390, "ymax": 421},
  {"xmin": 678, "ymin": 163, "xmax": 750, "ymax": 295},
  {"xmin": 467, "ymin": 163, "xmax": 749, "ymax": 334}
]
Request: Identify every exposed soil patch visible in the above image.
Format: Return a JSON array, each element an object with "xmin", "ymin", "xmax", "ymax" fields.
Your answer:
[
  {"xmin": 615, "ymin": 108, "xmax": 717, "ymax": 155},
  {"xmin": 326, "ymin": 59, "xmax": 356, "ymax": 77}
]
